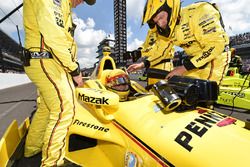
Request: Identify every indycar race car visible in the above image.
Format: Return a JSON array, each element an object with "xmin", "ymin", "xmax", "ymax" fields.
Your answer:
[
  {"xmin": 1, "ymin": 51, "xmax": 250, "ymax": 167},
  {"xmin": 217, "ymin": 67, "xmax": 250, "ymax": 110}
]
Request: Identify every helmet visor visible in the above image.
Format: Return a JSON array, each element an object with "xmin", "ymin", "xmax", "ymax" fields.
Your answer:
[{"xmin": 106, "ymin": 74, "xmax": 130, "ymax": 91}]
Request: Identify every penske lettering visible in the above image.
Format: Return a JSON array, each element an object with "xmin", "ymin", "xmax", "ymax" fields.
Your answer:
[
  {"xmin": 175, "ymin": 111, "xmax": 226, "ymax": 152},
  {"xmin": 73, "ymin": 119, "xmax": 109, "ymax": 132},
  {"xmin": 78, "ymin": 93, "xmax": 109, "ymax": 105}
]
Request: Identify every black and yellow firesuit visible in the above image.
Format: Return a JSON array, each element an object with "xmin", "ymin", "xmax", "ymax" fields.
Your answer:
[
  {"xmin": 172, "ymin": 2, "xmax": 230, "ymax": 85},
  {"xmin": 142, "ymin": 0, "xmax": 230, "ymax": 85},
  {"xmin": 23, "ymin": 0, "xmax": 85, "ymax": 166},
  {"xmin": 141, "ymin": 29, "xmax": 175, "ymax": 85}
]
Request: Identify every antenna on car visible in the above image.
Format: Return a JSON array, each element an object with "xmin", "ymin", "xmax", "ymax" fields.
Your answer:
[
  {"xmin": 0, "ymin": 3, "xmax": 24, "ymax": 67},
  {"xmin": 16, "ymin": 25, "xmax": 24, "ymax": 62}
]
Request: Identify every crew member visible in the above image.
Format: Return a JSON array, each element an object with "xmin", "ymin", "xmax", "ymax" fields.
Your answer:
[
  {"xmin": 23, "ymin": 0, "xmax": 96, "ymax": 166},
  {"xmin": 141, "ymin": 0, "xmax": 230, "ymax": 85},
  {"xmin": 127, "ymin": 28, "xmax": 175, "ymax": 85}
]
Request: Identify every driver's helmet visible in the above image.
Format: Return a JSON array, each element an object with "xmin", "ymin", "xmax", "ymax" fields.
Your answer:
[
  {"xmin": 104, "ymin": 69, "xmax": 130, "ymax": 102},
  {"xmin": 230, "ymin": 48, "xmax": 236, "ymax": 56},
  {"xmin": 142, "ymin": 0, "xmax": 181, "ymax": 38}
]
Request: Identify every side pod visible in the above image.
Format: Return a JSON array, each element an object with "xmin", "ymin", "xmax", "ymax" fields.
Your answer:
[{"xmin": 0, "ymin": 118, "xmax": 30, "ymax": 167}]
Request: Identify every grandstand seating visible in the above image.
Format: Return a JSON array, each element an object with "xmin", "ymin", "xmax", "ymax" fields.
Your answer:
[
  {"xmin": 230, "ymin": 32, "xmax": 250, "ymax": 70},
  {"xmin": 0, "ymin": 30, "xmax": 23, "ymax": 72}
]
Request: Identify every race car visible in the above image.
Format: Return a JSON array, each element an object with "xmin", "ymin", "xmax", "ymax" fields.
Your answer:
[
  {"xmin": 217, "ymin": 67, "xmax": 250, "ymax": 110},
  {"xmin": 1, "ymin": 52, "xmax": 250, "ymax": 167}
]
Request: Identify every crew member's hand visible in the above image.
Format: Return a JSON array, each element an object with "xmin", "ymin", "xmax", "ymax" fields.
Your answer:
[
  {"xmin": 127, "ymin": 62, "xmax": 144, "ymax": 73},
  {"xmin": 166, "ymin": 65, "xmax": 187, "ymax": 80},
  {"xmin": 73, "ymin": 73, "xmax": 84, "ymax": 87}
]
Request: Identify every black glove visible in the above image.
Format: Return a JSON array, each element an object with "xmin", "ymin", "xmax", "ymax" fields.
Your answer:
[{"xmin": 70, "ymin": 62, "xmax": 81, "ymax": 76}]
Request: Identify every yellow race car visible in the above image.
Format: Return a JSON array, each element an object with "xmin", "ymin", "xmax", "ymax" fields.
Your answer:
[
  {"xmin": 217, "ymin": 67, "xmax": 250, "ymax": 110},
  {"xmin": 1, "ymin": 53, "xmax": 250, "ymax": 167}
]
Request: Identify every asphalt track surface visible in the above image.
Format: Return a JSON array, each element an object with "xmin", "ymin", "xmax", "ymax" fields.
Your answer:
[
  {"xmin": 0, "ymin": 83, "xmax": 37, "ymax": 138},
  {"xmin": 0, "ymin": 77, "xmax": 250, "ymax": 139}
]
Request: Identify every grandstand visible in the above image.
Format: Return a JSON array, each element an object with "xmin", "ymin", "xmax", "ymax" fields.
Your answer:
[
  {"xmin": 230, "ymin": 32, "xmax": 250, "ymax": 59},
  {"xmin": 0, "ymin": 29, "xmax": 23, "ymax": 72},
  {"xmin": 230, "ymin": 32, "xmax": 250, "ymax": 72}
]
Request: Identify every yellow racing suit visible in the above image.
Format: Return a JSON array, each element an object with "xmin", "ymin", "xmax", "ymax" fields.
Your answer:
[
  {"xmin": 23, "ymin": 0, "xmax": 78, "ymax": 166},
  {"xmin": 172, "ymin": 2, "xmax": 230, "ymax": 85},
  {"xmin": 141, "ymin": 29, "xmax": 175, "ymax": 85}
]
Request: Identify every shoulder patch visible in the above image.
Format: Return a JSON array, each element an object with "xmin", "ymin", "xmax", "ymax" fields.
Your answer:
[{"xmin": 53, "ymin": 0, "xmax": 61, "ymax": 7}]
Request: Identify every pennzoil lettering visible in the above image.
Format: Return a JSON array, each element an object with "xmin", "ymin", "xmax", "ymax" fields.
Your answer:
[
  {"xmin": 73, "ymin": 119, "xmax": 109, "ymax": 132},
  {"xmin": 78, "ymin": 93, "xmax": 109, "ymax": 104},
  {"xmin": 196, "ymin": 46, "xmax": 215, "ymax": 62},
  {"xmin": 221, "ymin": 91, "xmax": 245, "ymax": 98},
  {"xmin": 175, "ymin": 111, "xmax": 225, "ymax": 152}
]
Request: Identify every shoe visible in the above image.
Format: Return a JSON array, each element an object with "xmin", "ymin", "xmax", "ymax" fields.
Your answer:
[{"xmin": 15, "ymin": 152, "xmax": 42, "ymax": 167}]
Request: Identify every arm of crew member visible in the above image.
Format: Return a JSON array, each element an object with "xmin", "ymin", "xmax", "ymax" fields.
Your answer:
[{"xmin": 183, "ymin": 3, "xmax": 228, "ymax": 70}]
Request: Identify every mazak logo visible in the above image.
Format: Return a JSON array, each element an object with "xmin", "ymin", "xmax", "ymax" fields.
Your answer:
[{"xmin": 78, "ymin": 93, "xmax": 109, "ymax": 105}]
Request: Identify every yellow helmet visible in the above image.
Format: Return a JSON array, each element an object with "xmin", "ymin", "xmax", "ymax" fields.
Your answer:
[
  {"xmin": 104, "ymin": 69, "xmax": 130, "ymax": 102},
  {"xmin": 142, "ymin": 0, "xmax": 181, "ymax": 37},
  {"xmin": 230, "ymin": 47, "xmax": 236, "ymax": 56}
]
